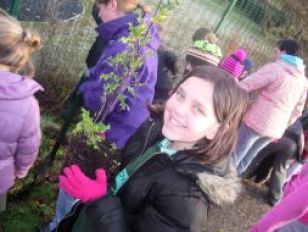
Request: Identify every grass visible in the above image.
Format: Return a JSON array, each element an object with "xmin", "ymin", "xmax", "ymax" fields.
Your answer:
[{"xmin": 0, "ymin": 184, "xmax": 57, "ymax": 232}]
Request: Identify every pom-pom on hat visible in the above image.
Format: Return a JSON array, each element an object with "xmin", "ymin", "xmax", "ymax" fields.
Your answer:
[{"xmin": 235, "ymin": 49, "xmax": 247, "ymax": 62}]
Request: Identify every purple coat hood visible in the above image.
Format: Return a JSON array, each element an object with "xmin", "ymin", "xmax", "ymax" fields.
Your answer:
[
  {"xmin": 0, "ymin": 71, "xmax": 43, "ymax": 194},
  {"xmin": 79, "ymin": 12, "xmax": 160, "ymax": 149}
]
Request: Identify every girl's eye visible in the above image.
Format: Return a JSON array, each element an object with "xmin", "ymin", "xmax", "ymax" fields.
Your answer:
[
  {"xmin": 194, "ymin": 106, "xmax": 204, "ymax": 115},
  {"xmin": 176, "ymin": 89, "xmax": 184, "ymax": 99}
]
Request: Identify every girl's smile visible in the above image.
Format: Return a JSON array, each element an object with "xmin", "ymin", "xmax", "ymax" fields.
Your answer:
[{"xmin": 169, "ymin": 117, "xmax": 186, "ymax": 128}]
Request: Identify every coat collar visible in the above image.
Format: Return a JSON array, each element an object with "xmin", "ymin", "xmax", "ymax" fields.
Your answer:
[
  {"xmin": 196, "ymin": 164, "xmax": 241, "ymax": 206},
  {"xmin": 173, "ymin": 153, "xmax": 241, "ymax": 206},
  {"xmin": 95, "ymin": 13, "xmax": 138, "ymax": 43},
  {"xmin": 0, "ymin": 71, "xmax": 43, "ymax": 100}
]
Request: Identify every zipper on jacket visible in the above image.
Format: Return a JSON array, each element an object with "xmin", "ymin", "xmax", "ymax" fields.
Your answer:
[
  {"xmin": 55, "ymin": 201, "xmax": 83, "ymax": 232},
  {"xmin": 141, "ymin": 118, "xmax": 156, "ymax": 154},
  {"xmin": 125, "ymin": 118, "xmax": 156, "ymax": 167}
]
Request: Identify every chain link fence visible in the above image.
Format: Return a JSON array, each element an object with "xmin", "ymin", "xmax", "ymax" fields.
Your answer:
[
  {"xmin": 0, "ymin": 0, "xmax": 84, "ymax": 20},
  {"xmin": 0, "ymin": 0, "xmax": 11, "ymax": 12},
  {"xmin": 0, "ymin": 0, "xmax": 288, "ymax": 110},
  {"xmin": 0, "ymin": 0, "xmax": 96, "ymax": 111},
  {"xmin": 162, "ymin": 0, "xmax": 288, "ymax": 69}
]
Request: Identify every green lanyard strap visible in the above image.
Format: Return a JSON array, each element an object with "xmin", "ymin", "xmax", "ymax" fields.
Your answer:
[{"xmin": 110, "ymin": 142, "xmax": 161, "ymax": 195}]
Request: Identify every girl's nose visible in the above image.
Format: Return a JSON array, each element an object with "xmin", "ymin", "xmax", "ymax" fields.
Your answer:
[{"xmin": 173, "ymin": 101, "xmax": 188, "ymax": 118}]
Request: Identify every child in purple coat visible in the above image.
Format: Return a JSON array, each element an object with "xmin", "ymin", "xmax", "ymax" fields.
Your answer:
[
  {"xmin": 0, "ymin": 11, "xmax": 43, "ymax": 212},
  {"xmin": 78, "ymin": 0, "xmax": 160, "ymax": 149}
]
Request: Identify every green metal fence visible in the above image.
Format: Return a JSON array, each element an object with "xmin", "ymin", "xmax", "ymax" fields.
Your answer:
[
  {"xmin": 10, "ymin": 0, "xmax": 20, "ymax": 16},
  {"xmin": 162, "ymin": 0, "xmax": 288, "ymax": 69}
]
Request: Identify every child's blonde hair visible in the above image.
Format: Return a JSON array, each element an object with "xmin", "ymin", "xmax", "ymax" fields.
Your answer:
[{"xmin": 0, "ymin": 13, "xmax": 41, "ymax": 77}]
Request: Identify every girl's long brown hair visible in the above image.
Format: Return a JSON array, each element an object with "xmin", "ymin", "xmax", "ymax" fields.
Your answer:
[{"xmin": 174, "ymin": 66, "xmax": 251, "ymax": 164}]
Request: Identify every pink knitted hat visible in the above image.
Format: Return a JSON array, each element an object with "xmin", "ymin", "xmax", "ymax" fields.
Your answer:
[{"xmin": 235, "ymin": 49, "xmax": 247, "ymax": 62}]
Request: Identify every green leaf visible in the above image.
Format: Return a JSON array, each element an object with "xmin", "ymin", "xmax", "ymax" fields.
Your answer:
[
  {"xmin": 118, "ymin": 94, "xmax": 129, "ymax": 111},
  {"xmin": 127, "ymin": 86, "xmax": 135, "ymax": 97},
  {"xmin": 72, "ymin": 108, "xmax": 109, "ymax": 149}
]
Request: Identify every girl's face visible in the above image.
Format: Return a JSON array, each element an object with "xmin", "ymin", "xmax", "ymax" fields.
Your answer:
[
  {"xmin": 273, "ymin": 47, "xmax": 284, "ymax": 60},
  {"xmin": 162, "ymin": 76, "xmax": 220, "ymax": 150},
  {"xmin": 97, "ymin": 0, "xmax": 116, "ymax": 23}
]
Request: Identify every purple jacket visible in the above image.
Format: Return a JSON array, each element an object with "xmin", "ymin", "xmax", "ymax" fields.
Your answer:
[
  {"xmin": 0, "ymin": 71, "xmax": 42, "ymax": 194},
  {"xmin": 79, "ymin": 13, "xmax": 160, "ymax": 149}
]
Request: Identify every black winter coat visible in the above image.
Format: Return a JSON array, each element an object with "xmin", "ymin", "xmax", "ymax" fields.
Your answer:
[{"xmin": 69, "ymin": 117, "xmax": 241, "ymax": 232}]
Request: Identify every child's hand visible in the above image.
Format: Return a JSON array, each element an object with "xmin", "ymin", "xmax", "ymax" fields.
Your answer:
[
  {"xmin": 15, "ymin": 170, "xmax": 28, "ymax": 179},
  {"xmin": 59, "ymin": 165, "xmax": 107, "ymax": 203}
]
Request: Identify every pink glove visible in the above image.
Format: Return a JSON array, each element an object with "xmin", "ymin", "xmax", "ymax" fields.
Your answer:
[{"xmin": 59, "ymin": 164, "xmax": 107, "ymax": 203}]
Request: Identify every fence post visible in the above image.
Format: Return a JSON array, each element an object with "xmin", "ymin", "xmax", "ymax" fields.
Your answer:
[
  {"xmin": 10, "ymin": 0, "xmax": 21, "ymax": 17},
  {"xmin": 214, "ymin": 0, "xmax": 238, "ymax": 33}
]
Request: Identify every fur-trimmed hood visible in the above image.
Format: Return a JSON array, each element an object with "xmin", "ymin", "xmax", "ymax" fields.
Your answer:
[
  {"xmin": 173, "ymin": 153, "xmax": 242, "ymax": 207},
  {"xmin": 197, "ymin": 164, "xmax": 241, "ymax": 206}
]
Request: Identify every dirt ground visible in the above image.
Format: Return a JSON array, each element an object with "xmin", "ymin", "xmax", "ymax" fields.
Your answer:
[{"xmin": 205, "ymin": 179, "xmax": 271, "ymax": 232}]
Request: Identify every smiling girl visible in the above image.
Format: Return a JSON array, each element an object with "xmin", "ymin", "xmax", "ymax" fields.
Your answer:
[{"xmin": 59, "ymin": 66, "xmax": 251, "ymax": 232}]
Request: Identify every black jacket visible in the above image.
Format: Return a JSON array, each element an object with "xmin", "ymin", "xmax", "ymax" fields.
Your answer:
[
  {"xmin": 66, "ymin": 117, "xmax": 241, "ymax": 232},
  {"xmin": 119, "ymin": 118, "xmax": 241, "ymax": 232}
]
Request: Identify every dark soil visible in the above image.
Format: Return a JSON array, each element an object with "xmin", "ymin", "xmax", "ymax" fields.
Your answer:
[
  {"xmin": 0, "ymin": 0, "xmax": 83, "ymax": 21},
  {"xmin": 63, "ymin": 135, "xmax": 122, "ymax": 184}
]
